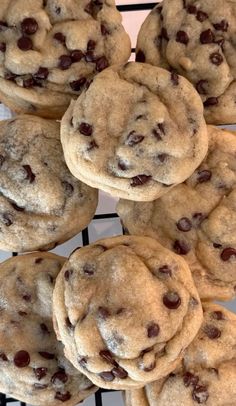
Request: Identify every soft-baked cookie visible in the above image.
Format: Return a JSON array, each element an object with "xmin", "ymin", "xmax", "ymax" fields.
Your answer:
[
  {"xmin": 0, "ymin": 115, "xmax": 98, "ymax": 252},
  {"xmin": 117, "ymin": 126, "xmax": 236, "ymax": 301},
  {"xmin": 136, "ymin": 0, "xmax": 236, "ymax": 124},
  {"xmin": 53, "ymin": 235, "xmax": 203, "ymax": 389},
  {"xmin": 0, "ymin": 0, "xmax": 130, "ymax": 119},
  {"xmin": 0, "ymin": 252, "xmax": 97, "ymax": 406},
  {"xmin": 61, "ymin": 62, "xmax": 208, "ymax": 201},
  {"xmin": 125, "ymin": 302, "xmax": 236, "ymax": 406}
]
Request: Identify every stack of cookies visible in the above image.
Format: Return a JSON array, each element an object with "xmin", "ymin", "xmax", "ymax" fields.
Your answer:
[{"xmin": 0, "ymin": 0, "xmax": 235, "ymax": 405}]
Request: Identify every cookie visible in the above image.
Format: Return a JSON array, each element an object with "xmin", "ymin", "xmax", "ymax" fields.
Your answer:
[
  {"xmin": 0, "ymin": 115, "xmax": 98, "ymax": 252},
  {"xmin": 0, "ymin": 0, "xmax": 130, "ymax": 119},
  {"xmin": 53, "ymin": 235, "xmax": 203, "ymax": 389},
  {"xmin": 136, "ymin": 0, "xmax": 236, "ymax": 125},
  {"xmin": 0, "ymin": 252, "xmax": 97, "ymax": 406},
  {"xmin": 117, "ymin": 126, "xmax": 236, "ymax": 301},
  {"xmin": 125, "ymin": 302, "xmax": 236, "ymax": 406},
  {"xmin": 61, "ymin": 62, "xmax": 208, "ymax": 201}
]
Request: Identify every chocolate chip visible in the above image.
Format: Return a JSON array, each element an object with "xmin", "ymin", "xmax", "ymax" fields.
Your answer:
[
  {"xmin": 0, "ymin": 21, "xmax": 8, "ymax": 31},
  {"xmin": 147, "ymin": 322, "xmax": 160, "ymax": 338},
  {"xmin": 99, "ymin": 371, "xmax": 115, "ymax": 381},
  {"xmin": 83, "ymin": 263, "xmax": 95, "ymax": 276},
  {"xmin": 85, "ymin": 1, "xmax": 93, "ymax": 14},
  {"xmin": 64, "ymin": 269, "xmax": 73, "ymax": 281},
  {"xmin": 176, "ymin": 217, "xmax": 192, "ymax": 232},
  {"xmin": 54, "ymin": 32, "xmax": 66, "ymax": 44},
  {"xmin": 40, "ymin": 323, "xmax": 50, "ymax": 334},
  {"xmin": 126, "ymin": 132, "xmax": 144, "ymax": 146},
  {"xmin": 192, "ymin": 385, "xmax": 209, "ymax": 403},
  {"xmin": 58, "ymin": 55, "xmax": 72, "ymax": 70},
  {"xmin": 17, "ymin": 36, "xmax": 33, "ymax": 51},
  {"xmin": 51, "ymin": 370, "xmax": 68, "ymax": 384},
  {"xmin": 98, "ymin": 307, "xmax": 110, "ymax": 319},
  {"xmin": 79, "ymin": 122, "xmax": 93, "ymax": 136},
  {"xmin": 85, "ymin": 50, "xmax": 96, "ymax": 62},
  {"xmin": 157, "ymin": 265, "xmax": 172, "ymax": 278},
  {"xmin": 161, "ymin": 27, "xmax": 169, "ymax": 41},
  {"xmin": 176, "ymin": 30, "xmax": 189, "ymax": 45},
  {"xmin": 78, "ymin": 357, "xmax": 87, "ymax": 368},
  {"xmin": 34, "ymin": 383, "xmax": 48, "ymax": 389},
  {"xmin": 61, "ymin": 181, "xmax": 74, "ymax": 197},
  {"xmin": 152, "ymin": 128, "xmax": 162, "ymax": 140},
  {"xmin": 187, "ymin": 5, "xmax": 197, "ymax": 14},
  {"xmin": 38, "ymin": 352, "xmax": 55, "ymax": 359},
  {"xmin": 4, "ymin": 71, "xmax": 17, "ymax": 81},
  {"xmin": 34, "ymin": 367, "xmax": 48, "ymax": 380},
  {"xmin": 211, "ymin": 311, "xmax": 224, "ymax": 320},
  {"xmin": 157, "ymin": 123, "xmax": 165, "ymax": 134},
  {"xmin": 157, "ymin": 154, "xmax": 168, "ymax": 163},
  {"xmin": 183, "ymin": 371, "xmax": 199, "ymax": 387},
  {"xmin": 34, "ymin": 67, "xmax": 49, "ymax": 80},
  {"xmin": 99, "ymin": 350, "xmax": 116, "ymax": 365},
  {"xmin": 35, "ymin": 258, "xmax": 43, "ymax": 264},
  {"xmin": 14, "ymin": 350, "xmax": 30, "ymax": 367},
  {"xmin": 101, "ymin": 24, "xmax": 109, "ymax": 35},
  {"xmin": 0, "ymin": 155, "xmax": 5, "ymax": 166},
  {"xmin": 136, "ymin": 50, "xmax": 146, "ymax": 62},
  {"xmin": 1, "ymin": 212, "xmax": 13, "ymax": 227},
  {"xmin": 55, "ymin": 6, "xmax": 61, "ymax": 14},
  {"xmin": 70, "ymin": 50, "xmax": 84, "ymax": 63},
  {"xmin": 204, "ymin": 324, "xmax": 221, "ymax": 339},
  {"xmin": 171, "ymin": 71, "xmax": 179, "ymax": 86},
  {"xmin": 21, "ymin": 18, "xmax": 38, "ymax": 35},
  {"xmin": 96, "ymin": 56, "xmax": 109, "ymax": 72},
  {"xmin": 22, "ymin": 293, "xmax": 31, "ymax": 302},
  {"xmin": 11, "ymin": 202, "xmax": 25, "ymax": 211},
  {"xmin": 55, "ymin": 392, "xmax": 71, "ymax": 402},
  {"xmin": 213, "ymin": 242, "xmax": 222, "ymax": 248},
  {"xmin": 197, "ymin": 169, "xmax": 212, "ymax": 183},
  {"xmin": 220, "ymin": 247, "xmax": 236, "ymax": 261},
  {"xmin": 130, "ymin": 175, "xmax": 152, "ymax": 187},
  {"xmin": 173, "ymin": 240, "xmax": 190, "ymax": 255},
  {"xmin": 87, "ymin": 140, "xmax": 98, "ymax": 151},
  {"xmin": 23, "ymin": 75, "xmax": 34, "ymax": 88},
  {"xmin": 118, "ymin": 160, "xmax": 128, "ymax": 170},
  {"xmin": 163, "ymin": 292, "xmax": 181, "ymax": 309},
  {"xmin": 143, "ymin": 361, "xmax": 156, "ymax": 372},
  {"xmin": 18, "ymin": 311, "xmax": 27, "ymax": 316},
  {"xmin": 70, "ymin": 77, "xmax": 86, "ymax": 91},
  {"xmin": 112, "ymin": 366, "xmax": 128, "ymax": 379},
  {"xmin": 0, "ymin": 352, "xmax": 8, "ymax": 361},
  {"xmin": 203, "ymin": 97, "xmax": 218, "ymax": 107},
  {"xmin": 23, "ymin": 165, "xmax": 35, "ymax": 183},
  {"xmin": 87, "ymin": 40, "xmax": 96, "ymax": 51},
  {"xmin": 200, "ymin": 29, "xmax": 214, "ymax": 44},
  {"xmin": 0, "ymin": 42, "xmax": 6, "ymax": 52},
  {"xmin": 213, "ymin": 20, "xmax": 228, "ymax": 31},
  {"xmin": 196, "ymin": 11, "xmax": 208, "ymax": 22},
  {"xmin": 210, "ymin": 52, "xmax": 223, "ymax": 65},
  {"xmin": 196, "ymin": 80, "xmax": 208, "ymax": 95}
]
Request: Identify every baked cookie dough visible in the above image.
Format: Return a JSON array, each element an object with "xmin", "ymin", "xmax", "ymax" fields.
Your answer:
[
  {"xmin": 0, "ymin": 0, "xmax": 130, "ymax": 118},
  {"xmin": 53, "ymin": 235, "xmax": 203, "ymax": 389},
  {"xmin": 0, "ymin": 115, "xmax": 98, "ymax": 252},
  {"xmin": 0, "ymin": 252, "xmax": 97, "ymax": 406},
  {"xmin": 125, "ymin": 302, "xmax": 236, "ymax": 406},
  {"xmin": 61, "ymin": 62, "xmax": 208, "ymax": 201},
  {"xmin": 136, "ymin": 0, "xmax": 236, "ymax": 124},
  {"xmin": 117, "ymin": 126, "xmax": 236, "ymax": 301}
]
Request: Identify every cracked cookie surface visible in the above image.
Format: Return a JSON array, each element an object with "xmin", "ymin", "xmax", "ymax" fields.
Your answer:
[
  {"xmin": 61, "ymin": 62, "xmax": 208, "ymax": 201},
  {"xmin": 53, "ymin": 235, "xmax": 203, "ymax": 389},
  {"xmin": 0, "ymin": 115, "xmax": 98, "ymax": 252},
  {"xmin": 0, "ymin": 0, "xmax": 130, "ymax": 118}
]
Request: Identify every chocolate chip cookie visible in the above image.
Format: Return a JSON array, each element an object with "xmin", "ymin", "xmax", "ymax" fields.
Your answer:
[
  {"xmin": 0, "ymin": 0, "xmax": 130, "ymax": 119},
  {"xmin": 53, "ymin": 235, "xmax": 203, "ymax": 389},
  {"xmin": 136, "ymin": 0, "xmax": 236, "ymax": 124},
  {"xmin": 0, "ymin": 252, "xmax": 96, "ymax": 405},
  {"xmin": 117, "ymin": 126, "xmax": 236, "ymax": 301},
  {"xmin": 61, "ymin": 62, "xmax": 208, "ymax": 201},
  {"xmin": 125, "ymin": 302, "xmax": 236, "ymax": 406},
  {"xmin": 0, "ymin": 115, "xmax": 98, "ymax": 252}
]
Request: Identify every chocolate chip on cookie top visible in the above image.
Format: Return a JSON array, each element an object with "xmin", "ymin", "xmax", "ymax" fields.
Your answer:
[
  {"xmin": 0, "ymin": 0, "xmax": 130, "ymax": 118},
  {"xmin": 117, "ymin": 126, "xmax": 236, "ymax": 301},
  {"xmin": 53, "ymin": 236, "xmax": 203, "ymax": 389},
  {"xmin": 0, "ymin": 252, "xmax": 96, "ymax": 406},
  {"xmin": 61, "ymin": 62, "xmax": 208, "ymax": 201},
  {"xmin": 125, "ymin": 303, "xmax": 236, "ymax": 406},
  {"xmin": 136, "ymin": 0, "xmax": 236, "ymax": 124}
]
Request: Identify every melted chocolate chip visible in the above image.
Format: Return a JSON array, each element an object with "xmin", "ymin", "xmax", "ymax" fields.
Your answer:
[
  {"xmin": 130, "ymin": 175, "xmax": 152, "ymax": 187},
  {"xmin": 96, "ymin": 56, "xmax": 109, "ymax": 72},
  {"xmin": 210, "ymin": 52, "xmax": 223, "ymax": 65},
  {"xmin": 126, "ymin": 132, "xmax": 144, "ymax": 146},
  {"xmin": 101, "ymin": 24, "xmax": 109, "ymax": 35},
  {"xmin": 183, "ymin": 371, "xmax": 199, "ymax": 387},
  {"xmin": 192, "ymin": 385, "xmax": 209, "ymax": 403},
  {"xmin": 0, "ymin": 352, "xmax": 8, "ymax": 361},
  {"xmin": 0, "ymin": 42, "xmax": 6, "ymax": 52},
  {"xmin": 211, "ymin": 311, "xmax": 224, "ymax": 320},
  {"xmin": 213, "ymin": 20, "xmax": 228, "ymax": 32},
  {"xmin": 112, "ymin": 366, "xmax": 128, "ymax": 379},
  {"xmin": 22, "ymin": 294, "xmax": 31, "ymax": 302},
  {"xmin": 197, "ymin": 169, "xmax": 212, "ymax": 183},
  {"xmin": 61, "ymin": 181, "xmax": 74, "ymax": 197},
  {"xmin": 58, "ymin": 55, "xmax": 72, "ymax": 70},
  {"xmin": 54, "ymin": 32, "xmax": 66, "ymax": 44},
  {"xmin": 51, "ymin": 370, "xmax": 68, "ymax": 384},
  {"xmin": 200, "ymin": 29, "xmax": 214, "ymax": 44},
  {"xmin": 176, "ymin": 30, "xmax": 189, "ymax": 44},
  {"xmin": 173, "ymin": 240, "xmax": 190, "ymax": 255},
  {"xmin": 38, "ymin": 352, "xmax": 55, "ymax": 359},
  {"xmin": 204, "ymin": 324, "xmax": 221, "ymax": 339},
  {"xmin": 98, "ymin": 307, "xmax": 110, "ymax": 319},
  {"xmin": 79, "ymin": 122, "xmax": 93, "ymax": 136},
  {"xmin": 220, "ymin": 247, "xmax": 236, "ymax": 261},
  {"xmin": 23, "ymin": 165, "xmax": 35, "ymax": 183},
  {"xmin": 17, "ymin": 36, "xmax": 33, "ymax": 51},
  {"xmin": 99, "ymin": 350, "xmax": 116, "ymax": 365},
  {"xmin": 21, "ymin": 18, "xmax": 38, "ymax": 35},
  {"xmin": 177, "ymin": 217, "xmax": 192, "ymax": 232},
  {"xmin": 147, "ymin": 322, "xmax": 160, "ymax": 338},
  {"xmin": 136, "ymin": 50, "xmax": 146, "ymax": 62},
  {"xmin": 99, "ymin": 371, "xmax": 115, "ymax": 381},
  {"xmin": 64, "ymin": 269, "xmax": 73, "ymax": 281},
  {"xmin": 70, "ymin": 77, "xmax": 86, "ymax": 91},
  {"xmin": 55, "ymin": 392, "xmax": 71, "ymax": 402},
  {"xmin": 35, "ymin": 258, "xmax": 43, "ymax": 264},
  {"xmin": 196, "ymin": 80, "xmax": 208, "ymax": 95},
  {"xmin": 71, "ymin": 49, "xmax": 84, "ymax": 62},
  {"xmin": 171, "ymin": 71, "xmax": 179, "ymax": 86},
  {"xmin": 157, "ymin": 265, "xmax": 172, "ymax": 278},
  {"xmin": 163, "ymin": 292, "xmax": 181, "ymax": 309},
  {"xmin": 83, "ymin": 263, "xmax": 95, "ymax": 276},
  {"xmin": 40, "ymin": 323, "xmax": 50, "ymax": 334},
  {"xmin": 34, "ymin": 67, "xmax": 49, "ymax": 80},
  {"xmin": 204, "ymin": 97, "xmax": 218, "ymax": 107},
  {"xmin": 196, "ymin": 11, "xmax": 208, "ymax": 22},
  {"xmin": 34, "ymin": 367, "xmax": 48, "ymax": 380},
  {"xmin": 187, "ymin": 5, "xmax": 197, "ymax": 14},
  {"xmin": 14, "ymin": 350, "xmax": 30, "ymax": 367}
]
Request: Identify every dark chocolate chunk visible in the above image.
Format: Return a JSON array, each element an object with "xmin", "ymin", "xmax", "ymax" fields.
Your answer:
[
  {"xmin": 136, "ymin": 50, "xmax": 146, "ymax": 62},
  {"xmin": 147, "ymin": 322, "xmax": 160, "ymax": 338},
  {"xmin": 177, "ymin": 217, "xmax": 192, "ymax": 232},
  {"xmin": 173, "ymin": 240, "xmax": 190, "ymax": 255},
  {"xmin": 21, "ymin": 18, "xmax": 38, "ymax": 35},
  {"xmin": 34, "ymin": 367, "xmax": 48, "ymax": 380},
  {"xmin": 14, "ymin": 350, "xmax": 30, "ymax": 367},
  {"xmin": 163, "ymin": 292, "xmax": 181, "ymax": 309},
  {"xmin": 17, "ymin": 36, "xmax": 33, "ymax": 51},
  {"xmin": 200, "ymin": 29, "xmax": 214, "ymax": 44},
  {"xmin": 220, "ymin": 247, "xmax": 236, "ymax": 261},
  {"xmin": 176, "ymin": 30, "xmax": 189, "ymax": 44}
]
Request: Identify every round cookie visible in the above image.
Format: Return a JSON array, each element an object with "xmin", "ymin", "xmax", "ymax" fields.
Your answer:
[
  {"xmin": 0, "ymin": 115, "xmax": 98, "ymax": 252},
  {"xmin": 0, "ymin": 0, "xmax": 130, "ymax": 119},
  {"xmin": 136, "ymin": 0, "xmax": 236, "ymax": 125},
  {"xmin": 117, "ymin": 126, "xmax": 236, "ymax": 301},
  {"xmin": 125, "ymin": 302, "xmax": 236, "ymax": 406},
  {"xmin": 61, "ymin": 62, "xmax": 208, "ymax": 201},
  {"xmin": 0, "ymin": 252, "xmax": 97, "ymax": 406},
  {"xmin": 53, "ymin": 235, "xmax": 203, "ymax": 389}
]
